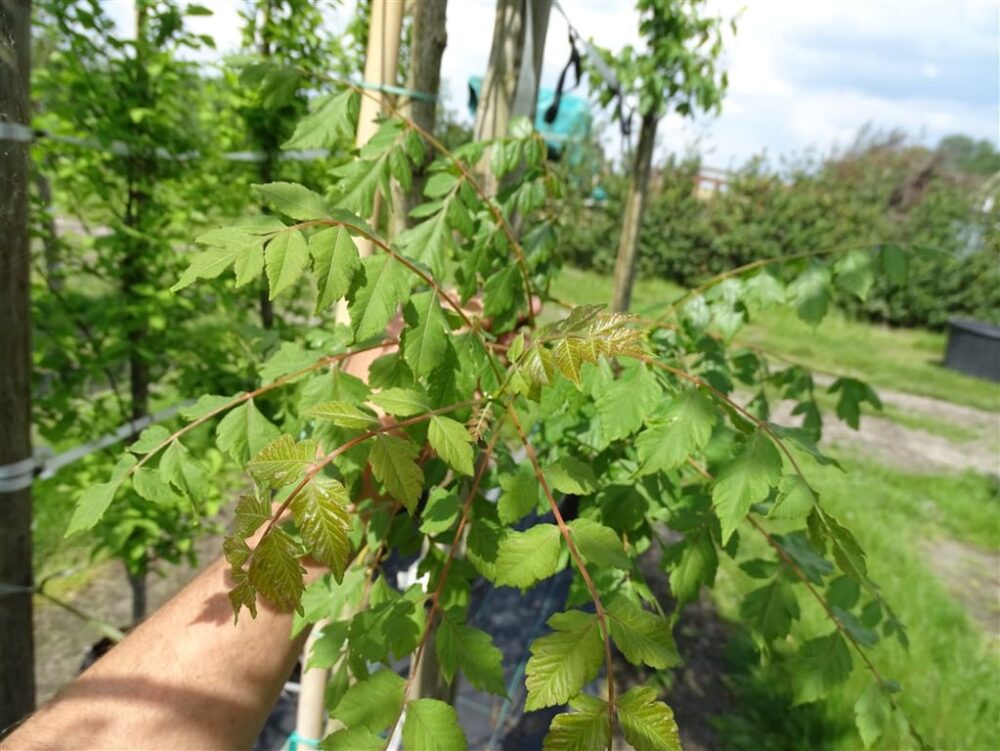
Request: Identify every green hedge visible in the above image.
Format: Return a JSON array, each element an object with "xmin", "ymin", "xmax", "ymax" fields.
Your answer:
[{"xmin": 560, "ymin": 141, "xmax": 999, "ymax": 329}]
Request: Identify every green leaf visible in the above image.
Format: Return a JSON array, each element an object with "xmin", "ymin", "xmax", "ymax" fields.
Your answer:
[
  {"xmin": 332, "ymin": 669, "xmax": 405, "ymax": 732},
  {"xmin": 215, "ymin": 400, "xmax": 281, "ymax": 466},
  {"xmin": 740, "ymin": 579, "xmax": 800, "ymax": 641},
  {"xmin": 128, "ymin": 424, "xmax": 171, "ymax": 454},
  {"xmin": 259, "ymin": 341, "xmax": 317, "ymax": 383},
  {"xmin": 234, "ymin": 492, "xmax": 271, "ymax": 538},
  {"xmin": 349, "ymin": 586, "xmax": 426, "ymax": 661},
  {"xmin": 769, "ymin": 474, "xmax": 816, "ymax": 519},
  {"xmin": 855, "ymin": 681, "xmax": 894, "ymax": 749},
  {"xmin": 546, "ymin": 456, "xmax": 597, "ymax": 496},
  {"xmin": 283, "ymin": 89, "xmax": 359, "ymax": 150},
  {"xmin": 834, "ymin": 250, "xmax": 875, "ymax": 301},
  {"xmin": 789, "ymin": 265, "xmax": 832, "ymax": 326},
  {"xmin": 543, "ymin": 695, "xmax": 611, "ymax": 751},
  {"xmin": 66, "ymin": 454, "xmax": 137, "ymax": 535},
  {"xmin": 253, "ymin": 182, "xmax": 330, "ymax": 220},
  {"xmin": 320, "ymin": 727, "xmax": 383, "ymax": 751},
  {"xmin": 306, "ymin": 620, "xmax": 349, "ymax": 669},
  {"xmin": 369, "ymin": 434, "xmax": 424, "ymax": 513},
  {"xmin": 402, "ymin": 699, "xmax": 468, "ymax": 751},
  {"xmin": 178, "ymin": 394, "xmax": 234, "ymax": 421},
  {"xmin": 132, "ymin": 467, "xmax": 182, "ymax": 504},
  {"xmin": 482, "ymin": 265, "xmax": 520, "ymax": 319},
  {"xmin": 568, "ymin": 519, "xmax": 630, "ymax": 569},
  {"xmin": 617, "ymin": 686, "xmax": 681, "ymax": 751},
  {"xmin": 348, "ymin": 254, "xmax": 410, "ymax": 342},
  {"xmin": 402, "ymin": 291, "xmax": 448, "ymax": 378},
  {"xmin": 635, "ymin": 389, "xmax": 717, "ymax": 475},
  {"xmin": 371, "ymin": 387, "xmax": 429, "ymax": 417},
  {"xmin": 265, "ymin": 229, "xmax": 310, "ymax": 299},
  {"xmin": 880, "ymin": 244, "xmax": 909, "ymax": 285},
  {"xmin": 828, "ymin": 377, "xmax": 882, "ymax": 430},
  {"xmin": 429, "ymin": 416, "xmax": 474, "ymax": 476},
  {"xmin": 498, "ymin": 463, "xmax": 541, "ymax": 524},
  {"xmin": 712, "ymin": 430, "xmax": 782, "ymax": 543},
  {"xmin": 171, "ymin": 233, "xmax": 266, "ymax": 292},
  {"xmin": 419, "ymin": 488, "xmax": 461, "ymax": 536},
  {"xmin": 825, "ymin": 512, "xmax": 869, "ymax": 582},
  {"xmin": 494, "ymin": 524, "xmax": 563, "ymax": 589},
  {"xmin": 606, "ymin": 598, "xmax": 679, "ymax": 669},
  {"xmin": 310, "ymin": 226, "xmax": 360, "ymax": 313},
  {"xmin": 248, "ymin": 527, "xmax": 305, "ymax": 614},
  {"xmin": 227, "ymin": 568, "xmax": 257, "ymax": 623},
  {"xmin": 593, "ymin": 362, "xmax": 661, "ymax": 445},
  {"xmin": 248, "ymin": 434, "xmax": 317, "ymax": 489},
  {"xmin": 158, "ymin": 440, "xmax": 207, "ymax": 501},
  {"xmin": 525, "ymin": 610, "xmax": 603, "ymax": 711},
  {"xmin": 396, "ymin": 207, "xmax": 455, "ymax": 279},
  {"xmin": 794, "ymin": 631, "xmax": 853, "ymax": 704},
  {"xmin": 291, "ymin": 477, "xmax": 352, "ymax": 581},
  {"xmin": 437, "ymin": 612, "xmax": 506, "ymax": 695},
  {"xmin": 303, "ymin": 400, "xmax": 378, "ymax": 429},
  {"xmin": 667, "ymin": 527, "xmax": 718, "ymax": 607}
]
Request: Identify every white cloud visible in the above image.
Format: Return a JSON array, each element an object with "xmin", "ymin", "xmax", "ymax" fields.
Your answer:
[{"xmin": 100, "ymin": 0, "xmax": 999, "ymax": 168}]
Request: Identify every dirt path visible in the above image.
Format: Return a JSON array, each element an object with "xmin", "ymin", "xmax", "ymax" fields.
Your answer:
[{"xmin": 767, "ymin": 376, "xmax": 999, "ymax": 476}]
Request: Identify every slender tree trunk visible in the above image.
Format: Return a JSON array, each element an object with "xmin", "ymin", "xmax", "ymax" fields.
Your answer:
[
  {"xmin": 257, "ymin": 0, "xmax": 275, "ymax": 329},
  {"xmin": 257, "ymin": 149, "xmax": 275, "ymax": 330},
  {"xmin": 0, "ymin": 0, "xmax": 36, "ymax": 733},
  {"xmin": 472, "ymin": 0, "xmax": 552, "ymax": 192},
  {"xmin": 390, "ymin": 0, "xmax": 447, "ymax": 235},
  {"xmin": 124, "ymin": 4, "xmax": 151, "ymax": 427},
  {"xmin": 127, "ymin": 568, "xmax": 147, "ymax": 623},
  {"xmin": 33, "ymin": 160, "xmax": 62, "ymax": 291},
  {"xmin": 611, "ymin": 111, "xmax": 658, "ymax": 313}
]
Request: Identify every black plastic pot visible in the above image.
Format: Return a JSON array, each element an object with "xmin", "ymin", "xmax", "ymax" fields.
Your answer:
[{"xmin": 944, "ymin": 318, "xmax": 1000, "ymax": 382}]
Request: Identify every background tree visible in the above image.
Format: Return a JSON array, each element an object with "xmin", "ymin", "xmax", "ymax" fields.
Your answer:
[
  {"xmin": 32, "ymin": 0, "xmax": 221, "ymax": 621},
  {"xmin": 596, "ymin": 0, "xmax": 730, "ymax": 312}
]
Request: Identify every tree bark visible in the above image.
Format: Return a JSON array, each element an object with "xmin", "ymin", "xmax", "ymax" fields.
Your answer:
[
  {"xmin": 611, "ymin": 111, "xmax": 658, "ymax": 313},
  {"xmin": 127, "ymin": 568, "xmax": 148, "ymax": 623},
  {"xmin": 33, "ymin": 160, "xmax": 62, "ymax": 291},
  {"xmin": 123, "ymin": 3, "xmax": 152, "ymax": 425},
  {"xmin": 256, "ymin": 0, "xmax": 275, "ymax": 329},
  {"xmin": 390, "ymin": 0, "xmax": 448, "ymax": 235},
  {"xmin": 0, "ymin": 0, "xmax": 37, "ymax": 733},
  {"xmin": 473, "ymin": 0, "xmax": 551, "ymax": 139}
]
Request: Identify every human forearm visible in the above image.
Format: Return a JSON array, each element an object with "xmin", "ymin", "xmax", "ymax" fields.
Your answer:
[{"xmin": 5, "ymin": 557, "xmax": 315, "ymax": 751}]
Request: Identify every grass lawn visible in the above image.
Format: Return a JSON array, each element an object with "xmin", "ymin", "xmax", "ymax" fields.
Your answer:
[
  {"xmin": 549, "ymin": 265, "xmax": 999, "ymax": 412},
  {"xmin": 714, "ymin": 458, "xmax": 1000, "ymax": 751}
]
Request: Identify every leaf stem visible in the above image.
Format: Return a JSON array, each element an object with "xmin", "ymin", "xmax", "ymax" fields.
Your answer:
[
  {"xmin": 381, "ymin": 426, "xmax": 503, "ymax": 751},
  {"xmin": 245, "ymin": 398, "xmax": 483, "ymax": 572},
  {"xmin": 505, "ymin": 403, "xmax": 617, "ymax": 743}
]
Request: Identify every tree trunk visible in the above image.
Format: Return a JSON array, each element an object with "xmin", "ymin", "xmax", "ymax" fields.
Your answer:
[
  {"xmin": 124, "ymin": 3, "xmax": 151, "ymax": 424},
  {"xmin": 0, "ymin": 0, "xmax": 37, "ymax": 733},
  {"xmin": 611, "ymin": 111, "xmax": 658, "ymax": 313},
  {"xmin": 390, "ymin": 0, "xmax": 448, "ymax": 235},
  {"xmin": 256, "ymin": 0, "xmax": 275, "ymax": 330},
  {"xmin": 33, "ymin": 160, "xmax": 62, "ymax": 291},
  {"xmin": 472, "ymin": 0, "xmax": 552, "ymax": 192},
  {"xmin": 127, "ymin": 568, "xmax": 147, "ymax": 623}
]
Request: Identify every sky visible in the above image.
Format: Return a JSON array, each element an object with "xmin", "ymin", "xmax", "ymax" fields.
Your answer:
[{"xmin": 105, "ymin": 0, "xmax": 1000, "ymax": 170}]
